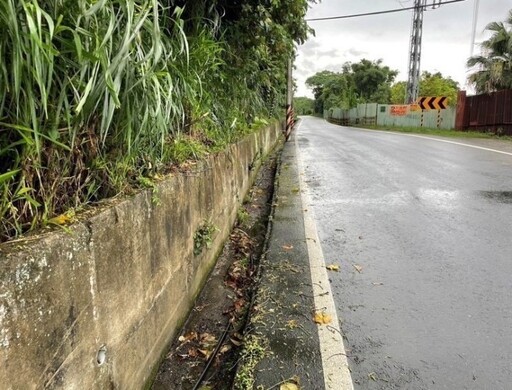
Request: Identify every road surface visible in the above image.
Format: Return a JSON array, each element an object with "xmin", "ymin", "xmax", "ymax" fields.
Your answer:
[{"xmin": 296, "ymin": 116, "xmax": 512, "ymax": 389}]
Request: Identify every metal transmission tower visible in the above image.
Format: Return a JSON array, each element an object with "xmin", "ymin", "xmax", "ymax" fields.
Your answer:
[
  {"xmin": 406, "ymin": 0, "xmax": 443, "ymax": 104},
  {"xmin": 405, "ymin": 0, "xmax": 426, "ymax": 104}
]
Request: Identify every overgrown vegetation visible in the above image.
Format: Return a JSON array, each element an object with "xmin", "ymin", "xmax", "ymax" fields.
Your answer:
[
  {"xmin": 0, "ymin": 0, "xmax": 314, "ymax": 241},
  {"xmin": 293, "ymin": 96, "xmax": 315, "ymax": 115},
  {"xmin": 233, "ymin": 334, "xmax": 268, "ymax": 390},
  {"xmin": 305, "ymin": 59, "xmax": 398, "ymax": 113},
  {"xmin": 467, "ymin": 9, "xmax": 512, "ymax": 93},
  {"xmin": 236, "ymin": 207, "xmax": 250, "ymax": 227},
  {"xmin": 193, "ymin": 221, "xmax": 217, "ymax": 256},
  {"xmin": 390, "ymin": 71, "xmax": 459, "ymax": 106}
]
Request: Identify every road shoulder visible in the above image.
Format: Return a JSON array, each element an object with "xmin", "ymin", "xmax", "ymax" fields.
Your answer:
[{"xmin": 250, "ymin": 131, "xmax": 325, "ymax": 389}]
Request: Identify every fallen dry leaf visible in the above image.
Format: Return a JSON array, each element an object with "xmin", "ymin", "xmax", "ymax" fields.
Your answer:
[
  {"xmin": 313, "ymin": 311, "xmax": 332, "ymax": 325},
  {"xmin": 230, "ymin": 338, "xmax": 242, "ymax": 346},
  {"xmin": 48, "ymin": 213, "xmax": 72, "ymax": 226},
  {"xmin": 178, "ymin": 332, "xmax": 197, "ymax": 343},
  {"xmin": 198, "ymin": 349, "xmax": 212, "ymax": 359},
  {"xmin": 280, "ymin": 383, "xmax": 299, "ymax": 390},
  {"xmin": 353, "ymin": 264, "xmax": 363, "ymax": 273},
  {"xmin": 280, "ymin": 376, "xmax": 300, "ymax": 390},
  {"xmin": 194, "ymin": 304, "xmax": 208, "ymax": 312},
  {"xmin": 200, "ymin": 333, "xmax": 217, "ymax": 345},
  {"xmin": 326, "ymin": 264, "xmax": 340, "ymax": 272},
  {"xmin": 230, "ymin": 332, "xmax": 243, "ymax": 347},
  {"xmin": 187, "ymin": 348, "xmax": 199, "ymax": 358},
  {"xmin": 233, "ymin": 298, "xmax": 246, "ymax": 313}
]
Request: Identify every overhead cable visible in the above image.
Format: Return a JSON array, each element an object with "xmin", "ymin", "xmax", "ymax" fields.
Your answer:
[{"xmin": 305, "ymin": 0, "xmax": 467, "ymax": 22}]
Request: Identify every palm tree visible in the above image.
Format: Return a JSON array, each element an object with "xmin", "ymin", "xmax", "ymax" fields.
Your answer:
[{"xmin": 467, "ymin": 10, "xmax": 512, "ymax": 93}]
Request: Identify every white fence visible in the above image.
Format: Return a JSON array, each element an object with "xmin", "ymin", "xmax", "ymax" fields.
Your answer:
[{"xmin": 326, "ymin": 103, "xmax": 456, "ymax": 130}]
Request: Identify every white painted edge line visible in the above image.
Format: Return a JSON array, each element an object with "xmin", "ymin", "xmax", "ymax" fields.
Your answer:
[
  {"xmin": 324, "ymin": 119, "xmax": 512, "ymax": 157},
  {"xmin": 293, "ymin": 122, "xmax": 354, "ymax": 390}
]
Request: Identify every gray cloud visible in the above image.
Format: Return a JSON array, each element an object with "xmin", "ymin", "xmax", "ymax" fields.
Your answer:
[
  {"xmin": 346, "ymin": 47, "xmax": 368, "ymax": 57},
  {"xmin": 296, "ymin": 0, "xmax": 511, "ymax": 96}
]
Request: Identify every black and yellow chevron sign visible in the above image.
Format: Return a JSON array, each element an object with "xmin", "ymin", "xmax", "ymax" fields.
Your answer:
[{"xmin": 417, "ymin": 96, "xmax": 448, "ymax": 110}]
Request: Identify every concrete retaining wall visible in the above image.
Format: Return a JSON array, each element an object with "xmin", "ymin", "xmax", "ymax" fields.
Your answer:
[{"xmin": 0, "ymin": 123, "xmax": 282, "ymax": 389}]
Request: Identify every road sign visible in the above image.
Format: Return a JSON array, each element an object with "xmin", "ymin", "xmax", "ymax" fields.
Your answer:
[{"xmin": 417, "ymin": 96, "xmax": 448, "ymax": 110}]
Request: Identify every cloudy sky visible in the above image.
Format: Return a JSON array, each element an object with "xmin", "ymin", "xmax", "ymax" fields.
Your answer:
[{"xmin": 295, "ymin": 0, "xmax": 511, "ymax": 97}]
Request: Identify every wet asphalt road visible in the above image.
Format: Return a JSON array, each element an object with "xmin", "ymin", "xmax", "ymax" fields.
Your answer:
[{"xmin": 296, "ymin": 116, "xmax": 512, "ymax": 389}]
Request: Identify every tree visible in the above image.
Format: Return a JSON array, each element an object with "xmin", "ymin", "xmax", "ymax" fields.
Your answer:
[
  {"xmin": 390, "ymin": 82, "xmax": 407, "ymax": 104},
  {"xmin": 349, "ymin": 59, "xmax": 398, "ymax": 102},
  {"xmin": 390, "ymin": 72, "xmax": 459, "ymax": 105},
  {"xmin": 293, "ymin": 97, "xmax": 315, "ymax": 115},
  {"xmin": 467, "ymin": 9, "xmax": 512, "ymax": 93},
  {"xmin": 305, "ymin": 70, "xmax": 342, "ymax": 113},
  {"xmin": 306, "ymin": 59, "xmax": 398, "ymax": 113}
]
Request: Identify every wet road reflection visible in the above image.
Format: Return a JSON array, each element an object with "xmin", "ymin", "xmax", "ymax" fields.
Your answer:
[{"xmin": 296, "ymin": 117, "xmax": 512, "ymax": 390}]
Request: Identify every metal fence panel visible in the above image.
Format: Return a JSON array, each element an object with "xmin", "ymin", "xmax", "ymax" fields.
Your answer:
[
  {"xmin": 459, "ymin": 89, "xmax": 512, "ymax": 135},
  {"xmin": 327, "ymin": 103, "xmax": 455, "ymax": 130}
]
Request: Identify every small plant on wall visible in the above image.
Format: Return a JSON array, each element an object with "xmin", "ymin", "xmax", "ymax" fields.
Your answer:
[{"xmin": 193, "ymin": 221, "xmax": 218, "ymax": 256}]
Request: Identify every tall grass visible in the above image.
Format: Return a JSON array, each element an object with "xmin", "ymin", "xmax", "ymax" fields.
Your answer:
[
  {"xmin": 1, "ymin": 1, "xmax": 197, "ymax": 240},
  {"xmin": 0, "ymin": 0, "xmax": 288, "ymax": 241}
]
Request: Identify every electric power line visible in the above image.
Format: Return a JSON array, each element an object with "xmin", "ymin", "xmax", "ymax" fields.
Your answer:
[{"xmin": 305, "ymin": 0, "xmax": 467, "ymax": 22}]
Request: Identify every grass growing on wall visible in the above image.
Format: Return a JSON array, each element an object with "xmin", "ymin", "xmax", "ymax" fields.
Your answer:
[{"xmin": 0, "ymin": 0, "xmax": 312, "ymax": 241}]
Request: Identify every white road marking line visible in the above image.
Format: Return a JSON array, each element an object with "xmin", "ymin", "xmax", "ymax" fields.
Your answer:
[
  {"xmin": 293, "ymin": 121, "xmax": 354, "ymax": 390},
  {"xmin": 323, "ymin": 119, "xmax": 512, "ymax": 157}
]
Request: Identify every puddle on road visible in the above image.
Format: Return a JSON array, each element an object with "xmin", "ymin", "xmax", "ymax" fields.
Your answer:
[{"xmin": 477, "ymin": 191, "xmax": 512, "ymax": 204}]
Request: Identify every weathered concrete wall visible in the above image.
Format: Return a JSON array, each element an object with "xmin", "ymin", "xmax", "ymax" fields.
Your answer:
[{"xmin": 0, "ymin": 123, "xmax": 282, "ymax": 389}]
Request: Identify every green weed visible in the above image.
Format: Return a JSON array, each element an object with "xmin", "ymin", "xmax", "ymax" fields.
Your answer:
[
  {"xmin": 164, "ymin": 136, "xmax": 208, "ymax": 166},
  {"xmin": 193, "ymin": 221, "xmax": 218, "ymax": 256},
  {"xmin": 237, "ymin": 208, "xmax": 250, "ymax": 226},
  {"xmin": 233, "ymin": 335, "xmax": 268, "ymax": 390}
]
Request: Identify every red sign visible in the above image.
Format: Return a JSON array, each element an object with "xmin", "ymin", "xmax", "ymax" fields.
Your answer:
[{"xmin": 390, "ymin": 105, "xmax": 408, "ymax": 116}]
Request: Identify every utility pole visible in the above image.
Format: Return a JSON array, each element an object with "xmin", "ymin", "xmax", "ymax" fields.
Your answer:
[
  {"xmin": 285, "ymin": 57, "xmax": 294, "ymax": 139},
  {"xmin": 405, "ymin": 0, "xmax": 425, "ymax": 104},
  {"xmin": 470, "ymin": 0, "xmax": 480, "ymax": 57},
  {"xmin": 406, "ymin": 0, "xmax": 450, "ymax": 103}
]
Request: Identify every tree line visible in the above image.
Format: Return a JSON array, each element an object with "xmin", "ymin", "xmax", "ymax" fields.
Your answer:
[{"xmin": 299, "ymin": 8, "xmax": 512, "ymax": 114}]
